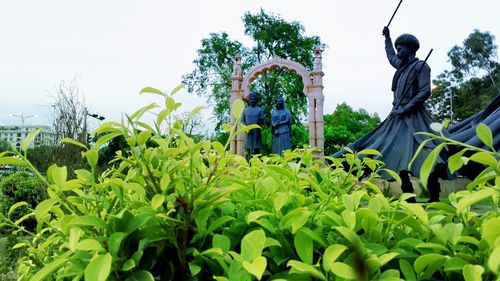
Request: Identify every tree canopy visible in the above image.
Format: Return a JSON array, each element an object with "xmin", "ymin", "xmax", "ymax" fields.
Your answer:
[
  {"xmin": 183, "ymin": 9, "xmax": 322, "ymax": 131},
  {"xmin": 427, "ymin": 29, "xmax": 499, "ymax": 122},
  {"xmin": 323, "ymin": 103, "xmax": 380, "ymax": 155}
]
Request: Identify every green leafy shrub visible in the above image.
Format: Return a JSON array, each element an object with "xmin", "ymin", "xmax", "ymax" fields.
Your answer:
[
  {"xmin": 0, "ymin": 86, "xmax": 498, "ymax": 281},
  {"xmin": 0, "ymin": 171, "xmax": 47, "ymax": 231},
  {"xmin": 0, "ymin": 235, "xmax": 20, "ymax": 281}
]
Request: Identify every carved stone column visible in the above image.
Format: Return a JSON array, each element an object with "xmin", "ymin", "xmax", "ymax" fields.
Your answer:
[
  {"xmin": 310, "ymin": 46, "xmax": 325, "ymax": 156},
  {"xmin": 308, "ymin": 96, "xmax": 316, "ymax": 148},
  {"xmin": 230, "ymin": 54, "xmax": 244, "ymax": 154}
]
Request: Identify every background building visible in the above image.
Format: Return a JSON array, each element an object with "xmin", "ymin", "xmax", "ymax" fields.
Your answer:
[{"xmin": 0, "ymin": 125, "xmax": 55, "ymax": 151}]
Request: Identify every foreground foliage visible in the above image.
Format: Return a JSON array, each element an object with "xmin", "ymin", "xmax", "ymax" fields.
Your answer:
[{"xmin": 0, "ymin": 87, "xmax": 498, "ymax": 281}]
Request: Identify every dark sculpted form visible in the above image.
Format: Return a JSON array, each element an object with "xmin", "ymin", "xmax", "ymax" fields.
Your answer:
[
  {"xmin": 271, "ymin": 97, "xmax": 292, "ymax": 154},
  {"xmin": 242, "ymin": 92, "xmax": 265, "ymax": 155},
  {"xmin": 333, "ymin": 26, "xmax": 445, "ymax": 202}
]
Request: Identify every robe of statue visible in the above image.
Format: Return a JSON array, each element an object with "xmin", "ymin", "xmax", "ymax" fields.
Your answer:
[
  {"xmin": 333, "ymin": 36, "xmax": 446, "ymax": 179},
  {"xmin": 448, "ymin": 94, "xmax": 500, "ymax": 150},
  {"xmin": 271, "ymin": 107, "xmax": 292, "ymax": 154},
  {"xmin": 242, "ymin": 106, "xmax": 265, "ymax": 151}
]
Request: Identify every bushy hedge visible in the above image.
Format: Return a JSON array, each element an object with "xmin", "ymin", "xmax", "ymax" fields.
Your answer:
[
  {"xmin": 0, "ymin": 86, "xmax": 498, "ymax": 281},
  {"xmin": 0, "ymin": 171, "xmax": 47, "ymax": 232}
]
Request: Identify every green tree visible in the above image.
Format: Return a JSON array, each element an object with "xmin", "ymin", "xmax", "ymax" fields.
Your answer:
[
  {"xmin": 323, "ymin": 103, "xmax": 380, "ymax": 155},
  {"xmin": 183, "ymin": 9, "xmax": 322, "ymax": 131},
  {"xmin": 427, "ymin": 29, "xmax": 499, "ymax": 122},
  {"xmin": 26, "ymin": 145, "xmax": 54, "ymax": 173},
  {"xmin": 0, "ymin": 140, "xmax": 10, "ymax": 153}
]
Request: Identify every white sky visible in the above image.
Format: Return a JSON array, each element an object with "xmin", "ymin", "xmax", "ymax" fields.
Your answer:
[{"xmin": 1, "ymin": 0, "xmax": 499, "ymax": 131}]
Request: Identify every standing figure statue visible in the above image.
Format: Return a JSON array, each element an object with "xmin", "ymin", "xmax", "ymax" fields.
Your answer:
[
  {"xmin": 242, "ymin": 92, "xmax": 265, "ymax": 155},
  {"xmin": 333, "ymin": 26, "xmax": 447, "ymax": 202},
  {"xmin": 271, "ymin": 97, "xmax": 292, "ymax": 154}
]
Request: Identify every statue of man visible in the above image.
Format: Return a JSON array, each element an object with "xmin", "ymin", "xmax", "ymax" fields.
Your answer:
[
  {"xmin": 333, "ymin": 26, "xmax": 446, "ymax": 202},
  {"xmin": 271, "ymin": 97, "xmax": 292, "ymax": 154},
  {"xmin": 242, "ymin": 92, "xmax": 265, "ymax": 155}
]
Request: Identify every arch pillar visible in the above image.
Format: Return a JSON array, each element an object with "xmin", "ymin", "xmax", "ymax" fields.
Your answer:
[{"xmin": 230, "ymin": 54, "xmax": 244, "ymax": 154}]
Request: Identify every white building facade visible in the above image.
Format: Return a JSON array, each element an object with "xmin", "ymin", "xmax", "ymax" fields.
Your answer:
[{"xmin": 0, "ymin": 125, "xmax": 55, "ymax": 150}]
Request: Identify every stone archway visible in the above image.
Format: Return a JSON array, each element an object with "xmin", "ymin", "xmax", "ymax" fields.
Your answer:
[{"xmin": 230, "ymin": 47, "xmax": 325, "ymax": 156}]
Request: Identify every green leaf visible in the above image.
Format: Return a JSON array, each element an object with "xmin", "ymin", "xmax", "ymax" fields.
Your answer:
[
  {"xmin": 414, "ymin": 254, "xmax": 447, "ymax": 274},
  {"xmin": 476, "ymin": 123, "xmax": 493, "ymax": 149},
  {"xmin": 232, "ymin": 99, "xmax": 245, "ymax": 120},
  {"xmin": 403, "ymin": 203, "xmax": 428, "ymax": 224},
  {"xmin": 207, "ymin": 216, "xmax": 235, "ymax": 233},
  {"xmin": 124, "ymin": 270, "xmax": 154, "ymax": 281},
  {"xmin": 213, "ymin": 234, "xmax": 231, "ymax": 252},
  {"xmin": 482, "ymin": 217, "xmax": 500, "ymax": 247},
  {"xmin": 331, "ymin": 262, "xmax": 357, "ymax": 280},
  {"xmin": 136, "ymin": 130, "xmax": 151, "ymax": 146},
  {"xmin": 456, "ymin": 188, "xmax": 496, "ymax": 215},
  {"xmin": 242, "ymin": 256, "xmax": 267, "ymax": 280},
  {"xmin": 108, "ymin": 232, "xmax": 127, "ymax": 257},
  {"xmin": 378, "ymin": 252, "xmax": 399, "ymax": 267},
  {"xmin": 170, "ymin": 84, "xmax": 184, "ymax": 95},
  {"xmin": 47, "ymin": 164, "xmax": 67, "ymax": 186},
  {"xmin": 61, "ymin": 137, "xmax": 88, "ymax": 150},
  {"xmin": 140, "ymin": 86, "xmax": 164, "ymax": 96},
  {"xmin": 469, "ymin": 151, "xmax": 498, "ymax": 167},
  {"xmin": 323, "ymin": 244, "xmax": 348, "ymax": 272},
  {"xmin": 297, "ymin": 227, "xmax": 326, "ymax": 247},
  {"xmin": 357, "ymin": 149, "xmax": 381, "ymax": 156},
  {"xmin": 419, "ymin": 143, "xmax": 445, "ymax": 188},
  {"xmin": 160, "ymin": 174, "xmax": 171, "ymax": 191},
  {"xmin": 34, "ymin": 198, "xmax": 58, "ymax": 221},
  {"xmin": 280, "ymin": 207, "xmax": 310, "ymax": 234},
  {"xmin": 294, "ymin": 229, "xmax": 313, "ymax": 264},
  {"xmin": 93, "ymin": 132, "xmax": 122, "ymax": 150},
  {"xmin": 381, "ymin": 168, "xmax": 401, "ymax": 185},
  {"xmin": 448, "ymin": 150, "xmax": 465, "ymax": 173},
  {"xmin": 430, "ymin": 122, "xmax": 444, "ymax": 132},
  {"xmin": 189, "ymin": 263, "xmax": 202, "ymax": 277},
  {"xmin": 12, "ymin": 242, "xmax": 29, "ymax": 250},
  {"xmin": 241, "ymin": 229, "xmax": 266, "ymax": 261},
  {"xmin": 85, "ymin": 253, "xmax": 112, "ymax": 281},
  {"xmin": 76, "ymin": 239, "xmax": 103, "ymax": 251},
  {"xmin": 234, "ymin": 124, "xmax": 261, "ymax": 136},
  {"xmin": 222, "ymin": 123, "xmax": 233, "ymax": 133},
  {"xmin": 463, "ymin": 264, "xmax": 484, "ymax": 281},
  {"xmin": 274, "ymin": 192, "xmax": 288, "ymax": 212},
  {"xmin": 341, "ymin": 210, "xmax": 356, "ymax": 229},
  {"xmin": 334, "ymin": 226, "xmax": 360, "ymax": 245},
  {"xmin": 130, "ymin": 103, "xmax": 158, "ymax": 120},
  {"xmin": 287, "ymin": 260, "xmax": 326, "ymax": 281},
  {"xmin": 122, "ymin": 259, "xmax": 136, "ymax": 271},
  {"xmin": 68, "ymin": 215, "xmax": 108, "ymax": 230},
  {"xmin": 84, "ymin": 150, "xmax": 98, "ymax": 167},
  {"xmin": 426, "ymin": 202, "xmax": 456, "ymax": 214},
  {"xmin": 30, "ymin": 252, "xmax": 71, "ymax": 281},
  {"xmin": 488, "ymin": 246, "xmax": 500, "ymax": 274},
  {"xmin": 21, "ymin": 128, "xmax": 41, "ymax": 151},
  {"xmin": 246, "ymin": 211, "xmax": 272, "ymax": 224},
  {"xmin": 444, "ymin": 257, "xmax": 467, "ymax": 272},
  {"xmin": 399, "ymin": 259, "xmax": 417, "ymax": 281},
  {"xmin": 8, "ymin": 201, "xmax": 29, "ymax": 217},
  {"xmin": 151, "ymin": 194, "xmax": 165, "ymax": 211},
  {"xmin": 125, "ymin": 212, "xmax": 154, "ymax": 234},
  {"xmin": 0, "ymin": 156, "xmax": 27, "ymax": 166}
]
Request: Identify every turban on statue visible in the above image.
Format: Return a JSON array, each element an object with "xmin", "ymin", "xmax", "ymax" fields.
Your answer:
[{"xmin": 395, "ymin": 34, "xmax": 420, "ymax": 52}]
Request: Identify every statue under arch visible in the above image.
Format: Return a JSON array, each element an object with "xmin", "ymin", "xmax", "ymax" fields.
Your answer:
[{"xmin": 229, "ymin": 47, "xmax": 325, "ymax": 156}]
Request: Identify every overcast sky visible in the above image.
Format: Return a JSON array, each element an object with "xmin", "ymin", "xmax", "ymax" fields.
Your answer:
[{"xmin": 1, "ymin": 0, "xmax": 499, "ymax": 131}]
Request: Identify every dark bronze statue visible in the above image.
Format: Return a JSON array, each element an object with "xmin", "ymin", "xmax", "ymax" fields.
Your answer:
[
  {"xmin": 333, "ymin": 26, "xmax": 446, "ymax": 202},
  {"xmin": 242, "ymin": 92, "xmax": 265, "ymax": 155},
  {"xmin": 271, "ymin": 97, "xmax": 292, "ymax": 154}
]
